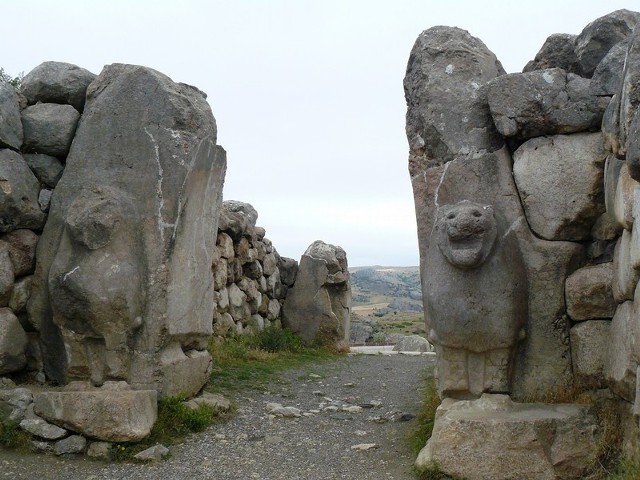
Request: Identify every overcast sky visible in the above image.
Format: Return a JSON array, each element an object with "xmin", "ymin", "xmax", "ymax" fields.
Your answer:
[{"xmin": 3, "ymin": 1, "xmax": 638, "ymax": 266}]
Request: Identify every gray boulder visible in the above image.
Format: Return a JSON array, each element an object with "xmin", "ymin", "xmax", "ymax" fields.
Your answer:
[
  {"xmin": 619, "ymin": 23, "xmax": 640, "ymax": 160},
  {"xmin": 570, "ymin": 321, "xmax": 610, "ymax": 388},
  {"xmin": 392, "ymin": 335, "xmax": 432, "ymax": 353},
  {"xmin": 0, "ymin": 244, "xmax": 13, "ymax": 306},
  {"xmin": 404, "ymin": 26, "xmax": 505, "ymax": 170},
  {"xmin": 0, "ymin": 308, "xmax": 28, "ymax": 374},
  {"xmin": 565, "ymin": 263, "xmax": 616, "ymax": 321},
  {"xmin": 0, "ymin": 387, "xmax": 32, "ymax": 422},
  {"xmin": 19, "ymin": 418, "xmax": 67, "ymax": 440},
  {"xmin": 54, "ymin": 435, "xmax": 86, "ymax": 455},
  {"xmin": 590, "ymin": 40, "xmax": 628, "ymax": 96},
  {"xmin": 512, "ymin": 133, "xmax": 606, "ymax": 241},
  {"xmin": 27, "ymin": 64, "xmax": 226, "ymax": 395},
  {"xmin": 23, "ymin": 154, "xmax": 64, "ymax": 188},
  {"xmin": 522, "ymin": 33, "xmax": 581, "ymax": 74},
  {"xmin": 218, "ymin": 200, "xmax": 258, "ymax": 239},
  {"xmin": 134, "ymin": 444, "xmax": 169, "ymax": 462},
  {"xmin": 0, "ymin": 229, "xmax": 38, "ymax": 276},
  {"xmin": 21, "ymin": 61, "xmax": 96, "ymax": 112},
  {"xmin": 278, "ymin": 256, "xmax": 298, "ymax": 286},
  {"xmin": 487, "ymin": 68, "xmax": 610, "ymax": 139},
  {"xmin": 0, "ymin": 150, "xmax": 46, "ymax": 232},
  {"xmin": 282, "ymin": 241, "xmax": 351, "ymax": 348},
  {"xmin": 606, "ymin": 301, "xmax": 638, "ymax": 401},
  {"xmin": 21, "ymin": 103, "xmax": 80, "ymax": 157},
  {"xmin": 0, "ymin": 83, "xmax": 23, "ymax": 150},
  {"xmin": 575, "ymin": 9, "xmax": 640, "ymax": 77},
  {"xmin": 34, "ymin": 387, "xmax": 157, "ymax": 442}
]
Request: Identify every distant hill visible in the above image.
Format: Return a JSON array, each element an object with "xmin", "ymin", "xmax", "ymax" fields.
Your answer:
[{"xmin": 349, "ymin": 266, "xmax": 422, "ymax": 312}]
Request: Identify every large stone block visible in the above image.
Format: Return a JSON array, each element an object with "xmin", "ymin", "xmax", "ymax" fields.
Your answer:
[
  {"xmin": 590, "ymin": 40, "xmax": 628, "ymax": 96},
  {"xmin": 565, "ymin": 263, "xmax": 616, "ymax": 321},
  {"xmin": 619, "ymin": 23, "xmax": 640, "ymax": 161},
  {"xmin": 487, "ymin": 69, "xmax": 609, "ymax": 139},
  {"xmin": 282, "ymin": 241, "xmax": 351, "ymax": 348},
  {"xmin": 0, "ymin": 150, "xmax": 46, "ymax": 232},
  {"xmin": 27, "ymin": 64, "xmax": 226, "ymax": 394},
  {"xmin": 21, "ymin": 61, "xmax": 96, "ymax": 112},
  {"xmin": 570, "ymin": 320, "xmax": 610, "ymax": 387},
  {"xmin": 575, "ymin": 9, "xmax": 640, "ymax": 77},
  {"xmin": 606, "ymin": 301, "xmax": 639, "ymax": 402},
  {"xmin": 23, "ymin": 154, "xmax": 64, "ymax": 188},
  {"xmin": 513, "ymin": 133, "xmax": 606, "ymax": 241},
  {"xmin": 21, "ymin": 103, "xmax": 80, "ymax": 157},
  {"xmin": 34, "ymin": 387, "xmax": 157, "ymax": 442},
  {"xmin": 613, "ymin": 230, "xmax": 640, "ymax": 302},
  {"xmin": 0, "ymin": 229, "xmax": 38, "ymax": 276},
  {"xmin": 0, "ymin": 83, "xmax": 23, "ymax": 150},
  {"xmin": 522, "ymin": 34, "xmax": 581, "ymax": 75},
  {"xmin": 416, "ymin": 394, "xmax": 598, "ymax": 480},
  {"xmin": 0, "ymin": 308, "xmax": 27, "ymax": 374},
  {"xmin": 612, "ymin": 164, "xmax": 638, "ymax": 230}
]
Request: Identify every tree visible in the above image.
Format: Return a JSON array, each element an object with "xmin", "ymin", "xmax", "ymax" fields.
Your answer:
[{"xmin": 0, "ymin": 68, "xmax": 23, "ymax": 88}]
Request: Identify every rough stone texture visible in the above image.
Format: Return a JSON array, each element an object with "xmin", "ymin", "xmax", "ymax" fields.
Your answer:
[
  {"xmin": 27, "ymin": 64, "xmax": 226, "ymax": 394},
  {"xmin": 0, "ymin": 244, "xmax": 13, "ymax": 306},
  {"xmin": 487, "ymin": 69, "xmax": 610, "ymax": 139},
  {"xmin": 405, "ymin": 26, "xmax": 579, "ymax": 400},
  {"xmin": 184, "ymin": 392, "xmax": 231, "ymax": 412},
  {"xmin": 0, "ymin": 83, "xmax": 23, "ymax": 150},
  {"xmin": 282, "ymin": 240, "xmax": 351, "ymax": 348},
  {"xmin": 0, "ymin": 150, "xmax": 46, "ymax": 232},
  {"xmin": 612, "ymin": 164, "xmax": 637, "ymax": 230},
  {"xmin": 21, "ymin": 61, "xmax": 96, "ymax": 112},
  {"xmin": 565, "ymin": 263, "xmax": 616, "ymax": 320},
  {"xmin": 603, "ymin": 95, "xmax": 623, "ymax": 156},
  {"xmin": 54, "ymin": 434, "xmax": 86, "ymax": 455},
  {"xmin": 21, "ymin": 103, "xmax": 80, "ymax": 157},
  {"xmin": 606, "ymin": 301, "xmax": 638, "ymax": 402},
  {"xmin": 570, "ymin": 321, "xmax": 610, "ymax": 387},
  {"xmin": 134, "ymin": 444, "xmax": 169, "ymax": 462},
  {"xmin": 403, "ymin": 26, "xmax": 505, "ymax": 170},
  {"xmin": 392, "ymin": 335, "xmax": 432, "ymax": 353},
  {"xmin": 279, "ymin": 257, "xmax": 299, "ymax": 286},
  {"xmin": 590, "ymin": 40, "xmax": 628, "ymax": 96},
  {"xmin": 0, "ymin": 229, "xmax": 39, "ymax": 276},
  {"xmin": 613, "ymin": 230, "xmax": 640, "ymax": 302},
  {"xmin": 425, "ymin": 201, "xmax": 527, "ymax": 397},
  {"xmin": 19, "ymin": 418, "xmax": 68, "ymax": 440},
  {"xmin": 23, "ymin": 154, "xmax": 64, "ymax": 188},
  {"xmin": 218, "ymin": 201, "xmax": 258, "ymax": 240},
  {"xmin": 619, "ymin": 24, "xmax": 640, "ymax": 160},
  {"xmin": 0, "ymin": 308, "xmax": 28, "ymax": 374},
  {"xmin": 9, "ymin": 276, "xmax": 32, "ymax": 313},
  {"xmin": 34, "ymin": 388, "xmax": 157, "ymax": 442},
  {"xmin": 513, "ymin": 133, "xmax": 606, "ymax": 241},
  {"xmin": 575, "ymin": 9, "xmax": 640, "ymax": 77},
  {"xmin": 0, "ymin": 387, "xmax": 32, "ymax": 422},
  {"xmin": 522, "ymin": 34, "xmax": 581, "ymax": 75},
  {"xmin": 86, "ymin": 441, "xmax": 112, "ymax": 459},
  {"xmin": 416, "ymin": 394, "xmax": 598, "ymax": 480},
  {"xmin": 626, "ymin": 103, "xmax": 640, "ymax": 181}
]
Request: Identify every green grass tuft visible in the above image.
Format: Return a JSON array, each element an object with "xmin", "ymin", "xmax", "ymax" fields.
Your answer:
[
  {"xmin": 0, "ymin": 421, "xmax": 32, "ymax": 452},
  {"xmin": 408, "ymin": 367, "xmax": 440, "ymax": 456}
]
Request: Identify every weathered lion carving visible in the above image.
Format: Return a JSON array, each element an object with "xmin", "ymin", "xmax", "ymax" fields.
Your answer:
[{"xmin": 425, "ymin": 200, "xmax": 527, "ymax": 398}]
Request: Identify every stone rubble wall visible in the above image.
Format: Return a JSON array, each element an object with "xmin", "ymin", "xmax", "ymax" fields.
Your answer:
[
  {"xmin": 406, "ymin": 9, "xmax": 640, "ymax": 469},
  {"xmin": 212, "ymin": 200, "xmax": 298, "ymax": 338}
]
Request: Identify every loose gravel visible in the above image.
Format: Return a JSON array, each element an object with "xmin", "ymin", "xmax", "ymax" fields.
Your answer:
[{"xmin": 0, "ymin": 353, "xmax": 435, "ymax": 480}]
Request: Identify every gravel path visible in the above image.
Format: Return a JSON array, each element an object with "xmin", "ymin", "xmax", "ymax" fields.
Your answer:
[{"xmin": 0, "ymin": 353, "xmax": 435, "ymax": 480}]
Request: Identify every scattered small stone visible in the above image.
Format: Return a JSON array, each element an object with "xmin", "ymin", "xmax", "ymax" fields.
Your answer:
[
  {"xmin": 323, "ymin": 406, "xmax": 339, "ymax": 412},
  {"xmin": 351, "ymin": 443, "xmax": 379, "ymax": 451},
  {"xmin": 309, "ymin": 409, "xmax": 320, "ymax": 414},
  {"xmin": 86, "ymin": 441, "xmax": 112, "ymax": 460},
  {"xmin": 302, "ymin": 412, "xmax": 315, "ymax": 417},
  {"xmin": 354, "ymin": 430, "xmax": 368, "ymax": 436},
  {"xmin": 214, "ymin": 434, "xmax": 226, "ymax": 441},
  {"xmin": 31, "ymin": 440, "xmax": 53, "ymax": 453},
  {"xmin": 184, "ymin": 392, "xmax": 231, "ymax": 412},
  {"xmin": 134, "ymin": 444, "xmax": 169, "ymax": 462},
  {"xmin": 368, "ymin": 416, "xmax": 389, "ymax": 424},
  {"xmin": 19, "ymin": 418, "xmax": 67, "ymax": 440},
  {"xmin": 358, "ymin": 403, "xmax": 375, "ymax": 409},
  {"xmin": 312, "ymin": 390, "xmax": 324, "ymax": 396},
  {"xmin": 308, "ymin": 373, "xmax": 321, "ymax": 379},
  {"xmin": 343, "ymin": 382, "xmax": 355, "ymax": 387},
  {"xmin": 369, "ymin": 400, "xmax": 383, "ymax": 408},
  {"xmin": 265, "ymin": 402, "xmax": 302, "ymax": 418},
  {"xmin": 248, "ymin": 434, "xmax": 265, "ymax": 442},
  {"xmin": 396, "ymin": 412, "xmax": 415, "ymax": 422},
  {"xmin": 342, "ymin": 405, "xmax": 363, "ymax": 413},
  {"xmin": 54, "ymin": 435, "xmax": 87, "ymax": 455}
]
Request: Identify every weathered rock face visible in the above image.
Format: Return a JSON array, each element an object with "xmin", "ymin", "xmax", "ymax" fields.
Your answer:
[
  {"xmin": 513, "ymin": 133, "xmax": 606, "ymax": 241},
  {"xmin": 0, "ymin": 308, "xmax": 28, "ymax": 374},
  {"xmin": 570, "ymin": 320, "xmax": 610, "ymax": 387},
  {"xmin": 0, "ymin": 150, "xmax": 46, "ymax": 232},
  {"xmin": 522, "ymin": 33, "xmax": 581, "ymax": 75},
  {"xmin": 28, "ymin": 64, "xmax": 226, "ymax": 396},
  {"xmin": 34, "ymin": 385, "xmax": 157, "ymax": 442},
  {"xmin": 565, "ymin": 263, "xmax": 616, "ymax": 321},
  {"xmin": 0, "ymin": 83, "xmax": 23, "ymax": 150},
  {"xmin": 21, "ymin": 103, "xmax": 80, "ymax": 157},
  {"xmin": 416, "ymin": 394, "xmax": 598, "ymax": 480},
  {"xmin": 574, "ymin": 9, "xmax": 640, "ymax": 77},
  {"xmin": 425, "ymin": 201, "xmax": 527, "ymax": 397},
  {"xmin": 282, "ymin": 240, "xmax": 351, "ymax": 348},
  {"xmin": 487, "ymin": 69, "xmax": 609, "ymax": 139},
  {"xmin": 405, "ymin": 26, "xmax": 577, "ymax": 401}
]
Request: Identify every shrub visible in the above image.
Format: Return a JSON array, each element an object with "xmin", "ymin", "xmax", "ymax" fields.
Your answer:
[
  {"xmin": 408, "ymin": 367, "xmax": 440, "ymax": 455},
  {"xmin": 0, "ymin": 68, "xmax": 23, "ymax": 88},
  {"xmin": 254, "ymin": 326, "xmax": 302, "ymax": 353},
  {"xmin": 0, "ymin": 421, "xmax": 32, "ymax": 451}
]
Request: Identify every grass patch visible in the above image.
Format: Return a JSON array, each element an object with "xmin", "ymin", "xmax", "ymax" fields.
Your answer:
[
  {"xmin": 113, "ymin": 394, "xmax": 227, "ymax": 461},
  {"xmin": 408, "ymin": 366, "xmax": 440, "ymax": 456},
  {"xmin": 207, "ymin": 328, "xmax": 340, "ymax": 394},
  {"xmin": 0, "ymin": 421, "xmax": 32, "ymax": 452}
]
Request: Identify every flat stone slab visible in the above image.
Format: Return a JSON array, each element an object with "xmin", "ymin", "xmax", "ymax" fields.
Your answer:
[
  {"xmin": 416, "ymin": 394, "xmax": 598, "ymax": 480},
  {"xmin": 34, "ymin": 389, "xmax": 157, "ymax": 442}
]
